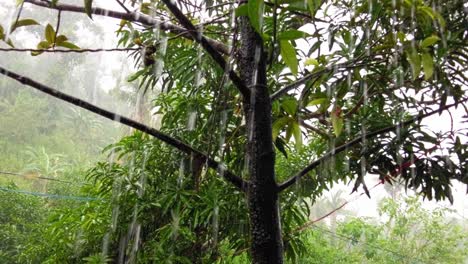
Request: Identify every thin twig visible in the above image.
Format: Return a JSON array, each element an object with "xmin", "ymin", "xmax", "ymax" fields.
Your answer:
[
  {"xmin": 0, "ymin": 66, "xmax": 248, "ymax": 191},
  {"xmin": 0, "ymin": 47, "xmax": 139, "ymax": 53},
  {"xmin": 52, "ymin": 10, "xmax": 61, "ymax": 48}
]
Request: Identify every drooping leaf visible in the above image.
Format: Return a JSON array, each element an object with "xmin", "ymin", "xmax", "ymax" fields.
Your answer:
[
  {"xmin": 84, "ymin": 0, "xmax": 93, "ymax": 19},
  {"xmin": 247, "ymin": 0, "xmax": 263, "ymax": 34},
  {"xmin": 272, "ymin": 117, "xmax": 291, "ymax": 140},
  {"xmin": 10, "ymin": 19, "xmax": 39, "ymax": 33},
  {"xmin": 280, "ymin": 40, "xmax": 298, "ymax": 76},
  {"xmin": 291, "ymin": 121, "xmax": 303, "ymax": 150},
  {"xmin": 421, "ymin": 52, "xmax": 434, "ymax": 80},
  {"xmin": 331, "ymin": 107, "xmax": 343, "ymax": 137},
  {"xmin": 406, "ymin": 49, "xmax": 421, "ymax": 80},
  {"xmin": 45, "ymin": 24, "xmax": 55, "ymax": 43}
]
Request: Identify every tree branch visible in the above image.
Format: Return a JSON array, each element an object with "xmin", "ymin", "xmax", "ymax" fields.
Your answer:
[
  {"xmin": 160, "ymin": 0, "xmax": 250, "ymax": 99},
  {"xmin": 270, "ymin": 57, "xmax": 384, "ymax": 101},
  {"xmin": 23, "ymin": 0, "xmax": 230, "ymax": 55},
  {"xmin": 277, "ymin": 99, "xmax": 467, "ymax": 192},
  {"xmin": 0, "ymin": 66, "xmax": 247, "ymax": 191}
]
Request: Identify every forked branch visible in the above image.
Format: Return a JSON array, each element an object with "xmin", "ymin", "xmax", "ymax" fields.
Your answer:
[{"xmin": 0, "ymin": 66, "xmax": 247, "ymax": 191}]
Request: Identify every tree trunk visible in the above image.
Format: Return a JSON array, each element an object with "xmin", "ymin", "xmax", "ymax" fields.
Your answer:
[{"xmin": 238, "ymin": 14, "xmax": 284, "ymax": 263}]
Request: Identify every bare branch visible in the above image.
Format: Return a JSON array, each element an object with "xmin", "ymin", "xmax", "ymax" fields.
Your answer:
[
  {"xmin": 160, "ymin": 0, "xmax": 250, "ymax": 99},
  {"xmin": 277, "ymin": 99, "xmax": 468, "ymax": 192},
  {"xmin": 23, "ymin": 0, "xmax": 230, "ymax": 55},
  {"xmin": 0, "ymin": 66, "xmax": 247, "ymax": 191}
]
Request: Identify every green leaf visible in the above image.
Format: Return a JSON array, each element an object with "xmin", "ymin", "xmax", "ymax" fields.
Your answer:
[
  {"xmin": 421, "ymin": 35, "xmax": 440, "ymax": 48},
  {"xmin": 291, "ymin": 121, "xmax": 302, "ymax": 150},
  {"xmin": 84, "ymin": 0, "xmax": 93, "ymax": 19},
  {"xmin": 247, "ymin": 0, "xmax": 263, "ymax": 34},
  {"xmin": 280, "ymin": 40, "xmax": 298, "ymax": 76},
  {"xmin": 281, "ymin": 98, "xmax": 298, "ymax": 116},
  {"xmin": 421, "ymin": 52, "xmax": 434, "ymax": 80},
  {"xmin": 10, "ymin": 19, "xmax": 39, "ymax": 33},
  {"xmin": 307, "ymin": 0, "xmax": 321, "ymax": 16},
  {"xmin": 278, "ymin": 30, "xmax": 308, "ymax": 40},
  {"xmin": 45, "ymin": 24, "xmax": 55, "ymax": 43},
  {"xmin": 307, "ymin": 97, "xmax": 327, "ymax": 106},
  {"xmin": 305, "ymin": 58, "xmax": 319, "ymax": 67},
  {"xmin": 235, "ymin": 4, "xmax": 248, "ymax": 17},
  {"xmin": 55, "ymin": 35, "xmax": 68, "ymax": 44},
  {"xmin": 272, "ymin": 117, "xmax": 291, "ymax": 140},
  {"xmin": 331, "ymin": 109, "xmax": 343, "ymax": 137},
  {"xmin": 127, "ymin": 69, "xmax": 146, "ymax": 82},
  {"xmin": 31, "ymin": 41, "xmax": 50, "ymax": 56},
  {"xmin": 56, "ymin": 41, "xmax": 80, "ymax": 50},
  {"xmin": 406, "ymin": 49, "xmax": 421, "ymax": 80}
]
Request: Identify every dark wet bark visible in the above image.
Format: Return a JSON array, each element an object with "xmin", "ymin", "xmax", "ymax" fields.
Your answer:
[{"xmin": 238, "ymin": 14, "xmax": 284, "ymax": 264}]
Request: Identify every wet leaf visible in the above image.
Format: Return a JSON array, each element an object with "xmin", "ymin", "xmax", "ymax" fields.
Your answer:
[
  {"xmin": 406, "ymin": 49, "xmax": 421, "ymax": 80},
  {"xmin": 272, "ymin": 116, "xmax": 291, "ymax": 140},
  {"xmin": 84, "ymin": 0, "xmax": 93, "ymax": 19},
  {"xmin": 10, "ymin": 19, "xmax": 39, "ymax": 33},
  {"xmin": 331, "ymin": 108, "xmax": 343, "ymax": 137},
  {"xmin": 291, "ymin": 121, "xmax": 302, "ymax": 150},
  {"xmin": 55, "ymin": 35, "xmax": 68, "ymax": 44},
  {"xmin": 235, "ymin": 4, "xmax": 248, "ymax": 17},
  {"xmin": 45, "ymin": 24, "xmax": 55, "ymax": 43},
  {"xmin": 280, "ymin": 40, "xmax": 298, "ymax": 76},
  {"xmin": 421, "ymin": 35, "xmax": 440, "ymax": 48},
  {"xmin": 278, "ymin": 30, "xmax": 308, "ymax": 40},
  {"xmin": 281, "ymin": 98, "xmax": 298, "ymax": 116},
  {"xmin": 248, "ymin": 0, "xmax": 263, "ymax": 34},
  {"xmin": 421, "ymin": 52, "xmax": 434, "ymax": 80},
  {"xmin": 307, "ymin": 0, "xmax": 321, "ymax": 16},
  {"xmin": 56, "ymin": 41, "xmax": 80, "ymax": 50}
]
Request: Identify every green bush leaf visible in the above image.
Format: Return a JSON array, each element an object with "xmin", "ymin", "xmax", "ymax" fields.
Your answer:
[
  {"xmin": 280, "ymin": 40, "xmax": 298, "ymax": 76},
  {"xmin": 421, "ymin": 52, "xmax": 434, "ymax": 80}
]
